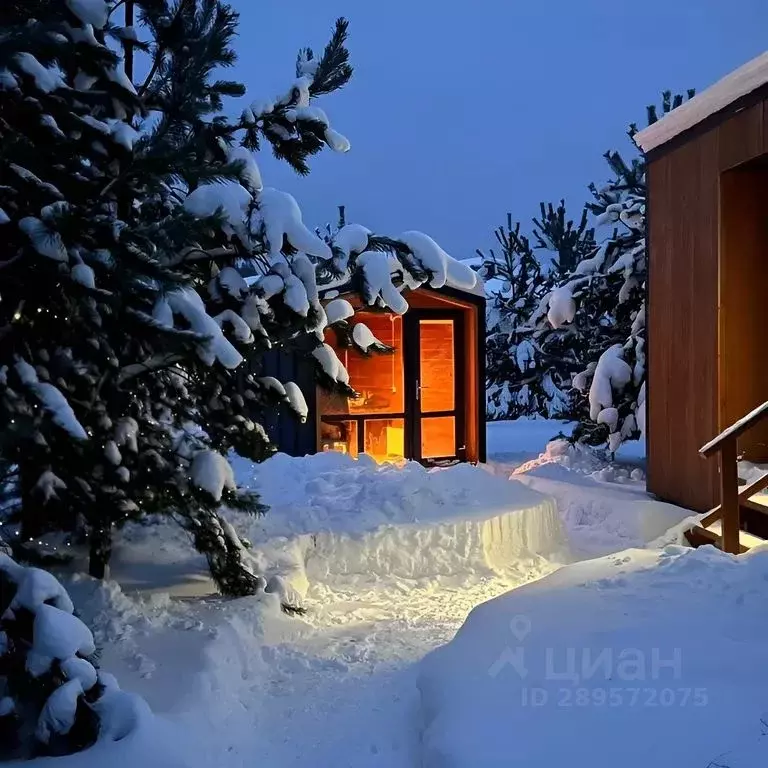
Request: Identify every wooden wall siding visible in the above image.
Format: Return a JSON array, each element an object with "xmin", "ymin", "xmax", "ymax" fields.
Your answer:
[
  {"xmin": 465, "ymin": 304, "xmax": 480, "ymax": 462},
  {"xmin": 719, "ymin": 166, "xmax": 768, "ymax": 461},
  {"xmin": 647, "ymin": 92, "xmax": 768, "ymax": 511},
  {"xmin": 647, "ymin": 131, "xmax": 720, "ymax": 512},
  {"xmin": 717, "ymin": 102, "xmax": 764, "ymax": 170},
  {"xmin": 320, "ymin": 314, "xmax": 405, "ymax": 416}
]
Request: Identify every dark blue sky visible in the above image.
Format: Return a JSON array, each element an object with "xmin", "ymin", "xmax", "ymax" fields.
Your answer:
[{"xmin": 228, "ymin": 0, "xmax": 766, "ymax": 260}]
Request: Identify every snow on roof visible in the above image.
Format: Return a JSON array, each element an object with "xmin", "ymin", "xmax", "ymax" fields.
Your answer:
[
  {"xmin": 245, "ymin": 261, "xmax": 486, "ymax": 299},
  {"xmin": 635, "ymin": 50, "xmax": 768, "ymax": 153}
]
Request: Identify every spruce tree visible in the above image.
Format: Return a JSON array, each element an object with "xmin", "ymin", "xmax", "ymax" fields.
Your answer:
[
  {"xmin": 512, "ymin": 91, "xmax": 693, "ymax": 451},
  {"xmin": 0, "ymin": 0, "xmax": 351, "ymax": 593},
  {"xmin": 0, "ymin": 0, "xmax": 186, "ymax": 576},
  {"xmin": 0, "ymin": 0, "xmax": 479, "ymax": 603},
  {"xmin": 480, "ymin": 202, "xmax": 594, "ymax": 420},
  {"xmin": 565, "ymin": 91, "xmax": 695, "ymax": 451}
]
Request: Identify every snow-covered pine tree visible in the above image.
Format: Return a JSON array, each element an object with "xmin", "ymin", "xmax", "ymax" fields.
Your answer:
[
  {"xmin": 0, "ymin": 0, "xmax": 274, "ymax": 591},
  {"xmin": 0, "ymin": 0, "xmax": 167, "ymax": 572},
  {"xmin": 565, "ymin": 150, "xmax": 648, "ymax": 450},
  {"xmin": 98, "ymin": 2, "xmax": 472, "ymax": 594},
  {"xmin": 549, "ymin": 91, "xmax": 695, "ymax": 452},
  {"xmin": 118, "ymin": 5, "xmax": 359, "ymax": 597},
  {"xmin": 0, "ymin": 553, "xmax": 146, "ymax": 759},
  {"xmin": 480, "ymin": 202, "xmax": 594, "ymax": 420},
  {"xmin": 482, "ymin": 215, "xmax": 548, "ymax": 419},
  {"xmin": 1, "ymin": 0, "xmax": 480, "ymax": 603},
  {"xmin": 139, "ymin": 2, "xmax": 478, "ymax": 594}
]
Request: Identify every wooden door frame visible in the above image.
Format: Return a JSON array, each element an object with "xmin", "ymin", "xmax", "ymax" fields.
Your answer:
[{"xmin": 404, "ymin": 309, "xmax": 466, "ymax": 464}]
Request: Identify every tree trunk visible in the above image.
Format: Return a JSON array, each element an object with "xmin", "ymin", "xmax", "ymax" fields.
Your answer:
[
  {"xmin": 19, "ymin": 463, "xmax": 46, "ymax": 541},
  {"xmin": 88, "ymin": 526, "xmax": 112, "ymax": 579},
  {"xmin": 183, "ymin": 510, "xmax": 261, "ymax": 596}
]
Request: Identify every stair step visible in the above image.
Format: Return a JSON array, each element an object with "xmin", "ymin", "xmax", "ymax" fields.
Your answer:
[
  {"xmin": 744, "ymin": 496, "xmax": 768, "ymax": 512},
  {"xmin": 685, "ymin": 525, "xmax": 750, "ymax": 553},
  {"xmin": 706, "ymin": 520, "xmax": 765, "ymax": 549},
  {"xmin": 685, "ymin": 521, "xmax": 762, "ymax": 553}
]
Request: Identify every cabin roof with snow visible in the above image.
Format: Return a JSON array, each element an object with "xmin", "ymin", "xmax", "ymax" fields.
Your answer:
[
  {"xmin": 316, "ymin": 255, "xmax": 485, "ymax": 302},
  {"xmin": 255, "ymin": 281, "xmax": 486, "ymax": 465},
  {"xmin": 643, "ymin": 50, "xmax": 768, "ymax": 513},
  {"xmin": 635, "ymin": 51, "xmax": 768, "ymax": 155}
]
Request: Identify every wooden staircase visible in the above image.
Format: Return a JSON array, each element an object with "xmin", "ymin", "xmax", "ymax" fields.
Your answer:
[{"xmin": 686, "ymin": 400, "xmax": 768, "ymax": 554}]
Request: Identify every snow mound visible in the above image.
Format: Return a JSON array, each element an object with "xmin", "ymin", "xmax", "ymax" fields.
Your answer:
[
  {"xmin": 32, "ymin": 705, "xmax": 198, "ymax": 768},
  {"xmin": 418, "ymin": 544, "xmax": 768, "ymax": 768},
  {"xmin": 230, "ymin": 452, "xmax": 566, "ymax": 590}
]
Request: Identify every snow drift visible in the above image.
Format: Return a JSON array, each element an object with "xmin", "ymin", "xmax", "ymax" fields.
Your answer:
[
  {"xmin": 230, "ymin": 452, "xmax": 566, "ymax": 593},
  {"xmin": 418, "ymin": 544, "xmax": 768, "ymax": 768}
]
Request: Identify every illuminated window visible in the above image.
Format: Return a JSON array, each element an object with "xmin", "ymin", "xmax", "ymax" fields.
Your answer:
[
  {"xmin": 419, "ymin": 320, "xmax": 455, "ymax": 413},
  {"xmin": 318, "ymin": 314, "xmax": 403, "ymax": 416},
  {"xmin": 318, "ymin": 311, "xmax": 405, "ymax": 462},
  {"xmin": 316, "ymin": 308, "xmax": 460, "ymax": 464},
  {"xmin": 320, "ymin": 420, "xmax": 358, "ymax": 457},
  {"xmin": 364, "ymin": 419, "xmax": 405, "ymax": 463},
  {"xmin": 421, "ymin": 416, "xmax": 455, "ymax": 458}
]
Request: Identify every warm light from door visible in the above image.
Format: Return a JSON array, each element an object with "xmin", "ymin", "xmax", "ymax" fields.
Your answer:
[
  {"xmin": 421, "ymin": 416, "xmax": 456, "ymax": 458},
  {"xmin": 419, "ymin": 319, "xmax": 455, "ymax": 413}
]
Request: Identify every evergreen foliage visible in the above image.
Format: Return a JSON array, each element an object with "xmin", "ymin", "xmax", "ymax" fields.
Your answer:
[
  {"xmin": 481, "ymin": 91, "xmax": 694, "ymax": 452},
  {"xmin": 0, "ymin": 0, "xmax": 478, "ymax": 601},
  {"xmin": 0, "ymin": 554, "xmax": 142, "ymax": 760},
  {"xmin": 482, "ymin": 202, "xmax": 594, "ymax": 420}
]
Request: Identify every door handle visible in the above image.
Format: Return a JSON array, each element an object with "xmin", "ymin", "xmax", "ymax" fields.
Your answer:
[{"xmin": 416, "ymin": 379, "xmax": 421, "ymax": 401}]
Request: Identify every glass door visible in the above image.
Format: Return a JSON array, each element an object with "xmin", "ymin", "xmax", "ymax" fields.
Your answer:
[{"xmin": 407, "ymin": 312, "xmax": 465, "ymax": 463}]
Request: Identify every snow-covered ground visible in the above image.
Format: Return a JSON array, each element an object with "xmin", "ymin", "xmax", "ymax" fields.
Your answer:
[
  {"xmin": 419, "ymin": 545, "xmax": 768, "ymax": 767},
  {"xmin": 48, "ymin": 420, "xmax": 721, "ymax": 767}
]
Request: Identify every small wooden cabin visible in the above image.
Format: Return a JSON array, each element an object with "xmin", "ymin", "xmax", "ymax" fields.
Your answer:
[
  {"xmin": 261, "ymin": 283, "xmax": 486, "ymax": 465},
  {"xmin": 635, "ymin": 51, "xmax": 768, "ymax": 513}
]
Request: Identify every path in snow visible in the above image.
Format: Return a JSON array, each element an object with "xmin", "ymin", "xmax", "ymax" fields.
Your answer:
[
  {"xmin": 243, "ymin": 566, "xmax": 556, "ymax": 766},
  {"xmin": 75, "ymin": 525, "xmax": 558, "ymax": 767},
  {"xmin": 73, "ymin": 421, "xmax": 681, "ymax": 767},
  {"xmin": 80, "ymin": 557, "xmax": 556, "ymax": 767}
]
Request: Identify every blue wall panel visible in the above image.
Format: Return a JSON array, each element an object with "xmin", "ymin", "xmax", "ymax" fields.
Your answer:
[{"xmin": 254, "ymin": 347, "xmax": 317, "ymax": 457}]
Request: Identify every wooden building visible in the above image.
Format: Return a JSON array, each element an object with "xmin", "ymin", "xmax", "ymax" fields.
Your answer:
[
  {"xmin": 261, "ymin": 282, "xmax": 486, "ymax": 465},
  {"xmin": 635, "ymin": 51, "xmax": 768, "ymax": 514}
]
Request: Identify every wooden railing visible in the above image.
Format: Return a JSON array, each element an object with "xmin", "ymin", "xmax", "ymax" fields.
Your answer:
[{"xmin": 699, "ymin": 400, "xmax": 768, "ymax": 554}]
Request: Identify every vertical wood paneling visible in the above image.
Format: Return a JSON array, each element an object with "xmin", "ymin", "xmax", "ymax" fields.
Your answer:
[
  {"xmin": 763, "ymin": 99, "xmax": 768, "ymax": 155},
  {"xmin": 465, "ymin": 305, "xmax": 480, "ymax": 463},
  {"xmin": 647, "ymin": 132, "xmax": 720, "ymax": 511},
  {"xmin": 648, "ymin": 93, "xmax": 768, "ymax": 511},
  {"xmin": 718, "ymin": 103, "xmax": 763, "ymax": 170}
]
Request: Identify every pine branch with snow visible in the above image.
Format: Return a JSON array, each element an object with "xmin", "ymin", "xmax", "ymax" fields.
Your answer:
[{"xmin": 0, "ymin": 555, "xmax": 146, "ymax": 760}]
